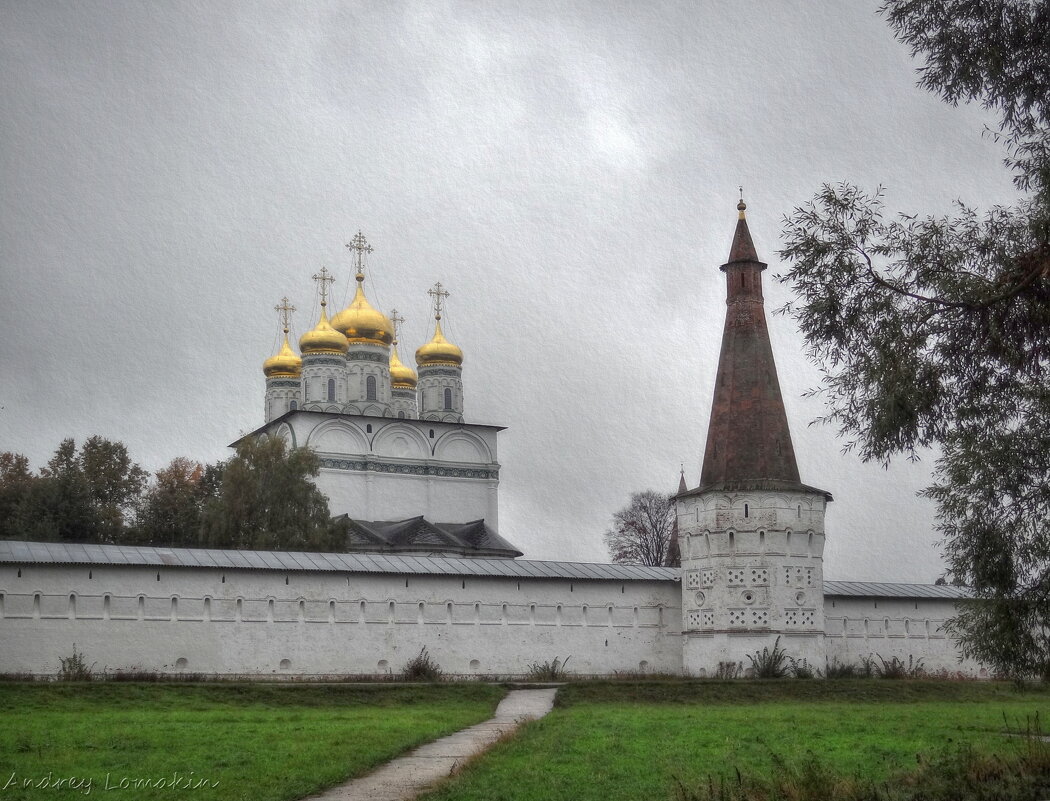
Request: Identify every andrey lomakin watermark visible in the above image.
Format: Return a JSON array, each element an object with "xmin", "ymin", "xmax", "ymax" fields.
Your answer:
[{"xmin": 3, "ymin": 771, "xmax": 219, "ymax": 794}]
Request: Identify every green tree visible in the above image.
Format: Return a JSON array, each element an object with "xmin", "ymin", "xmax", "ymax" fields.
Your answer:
[
  {"xmin": 0, "ymin": 438, "xmax": 149, "ymax": 543},
  {"xmin": 200, "ymin": 437, "xmax": 339, "ymax": 551},
  {"xmin": 778, "ymin": 1, "xmax": 1050, "ymax": 677},
  {"xmin": 134, "ymin": 457, "xmax": 210, "ymax": 546},
  {"xmin": 603, "ymin": 490, "xmax": 680, "ymax": 567}
]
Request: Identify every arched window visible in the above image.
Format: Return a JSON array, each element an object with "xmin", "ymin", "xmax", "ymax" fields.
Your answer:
[
  {"xmin": 397, "ymin": 411, "xmax": 406, "ymax": 419},
  {"xmin": 443, "ymin": 387, "xmax": 453, "ymax": 410},
  {"xmin": 289, "ymin": 400, "xmax": 298, "ymax": 411},
  {"xmin": 366, "ymin": 375, "xmax": 377, "ymax": 401},
  {"xmin": 327, "ymin": 378, "xmax": 335, "ymax": 402}
]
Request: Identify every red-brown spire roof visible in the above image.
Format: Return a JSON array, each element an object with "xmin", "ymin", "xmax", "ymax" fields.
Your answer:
[{"xmin": 684, "ymin": 201, "xmax": 831, "ymax": 499}]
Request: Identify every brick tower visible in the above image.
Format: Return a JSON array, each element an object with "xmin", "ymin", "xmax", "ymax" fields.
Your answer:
[{"xmin": 676, "ymin": 199, "xmax": 832, "ymax": 676}]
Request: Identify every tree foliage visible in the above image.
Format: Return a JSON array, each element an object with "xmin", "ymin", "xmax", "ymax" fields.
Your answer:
[
  {"xmin": 778, "ymin": 0, "xmax": 1050, "ymax": 677},
  {"xmin": 604, "ymin": 490, "xmax": 680, "ymax": 567},
  {"xmin": 133, "ymin": 457, "xmax": 218, "ymax": 547},
  {"xmin": 200, "ymin": 436, "xmax": 340, "ymax": 552}
]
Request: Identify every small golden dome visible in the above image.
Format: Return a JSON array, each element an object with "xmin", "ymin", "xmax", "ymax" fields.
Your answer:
[
  {"xmin": 415, "ymin": 320, "xmax": 463, "ymax": 367},
  {"xmin": 263, "ymin": 335, "xmax": 302, "ymax": 377},
  {"xmin": 389, "ymin": 344, "xmax": 418, "ymax": 388},
  {"xmin": 299, "ymin": 306, "xmax": 349, "ymax": 354},
  {"xmin": 331, "ymin": 276, "xmax": 394, "ymax": 345}
]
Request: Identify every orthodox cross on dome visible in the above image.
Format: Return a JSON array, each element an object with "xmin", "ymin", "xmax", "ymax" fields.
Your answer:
[
  {"xmin": 427, "ymin": 282, "xmax": 449, "ymax": 321},
  {"xmin": 738, "ymin": 186, "xmax": 747, "ymax": 217},
  {"xmin": 390, "ymin": 308, "xmax": 405, "ymax": 344},
  {"xmin": 311, "ymin": 266, "xmax": 335, "ymax": 308},
  {"xmin": 275, "ymin": 297, "xmax": 295, "ymax": 334},
  {"xmin": 346, "ymin": 231, "xmax": 373, "ymax": 281}
]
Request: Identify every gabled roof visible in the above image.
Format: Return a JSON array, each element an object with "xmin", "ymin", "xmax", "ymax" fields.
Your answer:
[{"xmin": 336, "ymin": 516, "xmax": 523, "ymax": 559}]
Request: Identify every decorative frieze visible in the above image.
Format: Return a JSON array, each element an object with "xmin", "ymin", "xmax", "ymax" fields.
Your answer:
[{"xmin": 319, "ymin": 458, "xmax": 498, "ymax": 480}]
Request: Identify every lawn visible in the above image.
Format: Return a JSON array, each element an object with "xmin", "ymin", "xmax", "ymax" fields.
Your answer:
[
  {"xmin": 0, "ymin": 682, "xmax": 505, "ymax": 801},
  {"xmin": 419, "ymin": 681, "xmax": 1050, "ymax": 801}
]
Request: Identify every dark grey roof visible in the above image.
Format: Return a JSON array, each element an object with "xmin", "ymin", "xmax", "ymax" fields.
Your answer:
[
  {"xmin": 824, "ymin": 580, "xmax": 972, "ymax": 599},
  {"xmin": 337, "ymin": 516, "xmax": 523, "ymax": 559},
  {"xmin": 0, "ymin": 540, "xmax": 971, "ymax": 597},
  {"xmin": 0, "ymin": 540, "xmax": 677, "ymax": 582}
]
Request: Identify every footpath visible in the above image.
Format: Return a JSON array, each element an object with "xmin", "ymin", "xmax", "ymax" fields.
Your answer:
[{"xmin": 303, "ymin": 686, "xmax": 559, "ymax": 801}]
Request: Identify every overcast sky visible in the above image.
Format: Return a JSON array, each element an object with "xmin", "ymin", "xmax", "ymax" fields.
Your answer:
[{"xmin": 1, "ymin": 1, "xmax": 1019, "ymax": 580}]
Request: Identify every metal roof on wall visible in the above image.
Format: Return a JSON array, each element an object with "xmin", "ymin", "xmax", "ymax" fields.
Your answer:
[
  {"xmin": 0, "ymin": 540, "xmax": 971, "ymax": 597},
  {"xmin": 0, "ymin": 540, "xmax": 677, "ymax": 582}
]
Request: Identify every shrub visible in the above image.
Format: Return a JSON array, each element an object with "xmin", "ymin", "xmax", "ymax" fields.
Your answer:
[
  {"xmin": 714, "ymin": 661, "xmax": 742, "ymax": 679},
  {"xmin": 876, "ymin": 654, "xmax": 926, "ymax": 679},
  {"xmin": 747, "ymin": 637, "xmax": 792, "ymax": 679},
  {"xmin": 527, "ymin": 656, "xmax": 571, "ymax": 681},
  {"xmin": 57, "ymin": 645, "xmax": 94, "ymax": 681},
  {"xmin": 400, "ymin": 647, "xmax": 443, "ymax": 681},
  {"xmin": 823, "ymin": 658, "xmax": 858, "ymax": 679},
  {"xmin": 789, "ymin": 657, "xmax": 816, "ymax": 679}
]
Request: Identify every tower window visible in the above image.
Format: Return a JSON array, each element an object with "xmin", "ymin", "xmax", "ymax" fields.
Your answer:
[
  {"xmin": 397, "ymin": 411, "xmax": 406, "ymax": 419},
  {"xmin": 744, "ymin": 503, "xmax": 749, "ymax": 518},
  {"xmin": 366, "ymin": 375, "xmax": 377, "ymax": 401},
  {"xmin": 289, "ymin": 400, "xmax": 297, "ymax": 411},
  {"xmin": 327, "ymin": 378, "xmax": 335, "ymax": 402},
  {"xmin": 443, "ymin": 388, "xmax": 452, "ymax": 410}
]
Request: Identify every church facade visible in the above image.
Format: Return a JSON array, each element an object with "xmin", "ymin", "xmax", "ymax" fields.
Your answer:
[{"xmin": 0, "ymin": 209, "xmax": 981, "ymax": 678}]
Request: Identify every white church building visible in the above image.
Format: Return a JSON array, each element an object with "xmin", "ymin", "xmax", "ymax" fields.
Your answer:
[{"xmin": 0, "ymin": 209, "xmax": 979, "ymax": 678}]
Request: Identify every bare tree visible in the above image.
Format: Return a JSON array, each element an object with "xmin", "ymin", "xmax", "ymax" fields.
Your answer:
[{"xmin": 604, "ymin": 490, "xmax": 679, "ymax": 567}]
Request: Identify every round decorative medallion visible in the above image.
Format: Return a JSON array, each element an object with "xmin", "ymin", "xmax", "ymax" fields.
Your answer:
[
  {"xmin": 742, "ymin": 590, "xmax": 756, "ymax": 605},
  {"xmin": 694, "ymin": 591, "xmax": 706, "ymax": 606},
  {"xmin": 795, "ymin": 591, "xmax": 806, "ymax": 605}
]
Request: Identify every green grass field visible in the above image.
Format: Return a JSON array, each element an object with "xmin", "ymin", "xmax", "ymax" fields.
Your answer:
[
  {"xmin": 421, "ymin": 681, "xmax": 1050, "ymax": 801},
  {"xmin": 0, "ymin": 682, "xmax": 505, "ymax": 801}
]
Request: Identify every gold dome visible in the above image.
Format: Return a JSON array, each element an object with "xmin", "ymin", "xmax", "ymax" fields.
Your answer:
[
  {"xmin": 263, "ymin": 335, "xmax": 302, "ymax": 377},
  {"xmin": 299, "ymin": 306, "xmax": 349, "ymax": 354},
  {"xmin": 389, "ymin": 344, "xmax": 418, "ymax": 388},
  {"xmin": 331, "ymin": 276, "xmax": 394, "ymax": 345},
  {"xmin": 415, "ymin": 320, "xmax": 463, "ymax": 367}
]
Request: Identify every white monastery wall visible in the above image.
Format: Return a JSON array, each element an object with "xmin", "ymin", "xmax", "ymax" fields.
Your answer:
[
  {"xmin": 823, "ymin": 596, "xmax": 982, "ymax": 674},
  {"xmin": 0, "ymin": 563, "xmax": 682, "ymax": 677}
]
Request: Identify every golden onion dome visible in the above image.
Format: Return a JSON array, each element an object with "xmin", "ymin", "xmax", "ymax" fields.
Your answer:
[
  {"xmin": 299, "ymin": 306, "xmax": 349, "ymax": 354},
  {"xmin": 389, "ymin": 344, "xmax": 418, "ymax": 388},
  {"xmin": 263, "ymin": 335, "xmax": 302, "ymax": 378},
  {"xmin": 331, "ymin": 276, "xmax": 394, "ymax": 345},
  {"xmin": 415, "ymin": 320, "xmax": 463, "ymax": 367}
]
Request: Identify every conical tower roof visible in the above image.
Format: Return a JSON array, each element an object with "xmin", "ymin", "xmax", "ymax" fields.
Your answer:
[{"xmin": 687, "ymin": 200, "xmax": 830, "ymax": 499}]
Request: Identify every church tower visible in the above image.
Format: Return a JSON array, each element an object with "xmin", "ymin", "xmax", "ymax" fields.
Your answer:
[
  {"xmin": 262, "ymin": 297, "xmax": 303, "ymax": 422},
  {"xmin": 416, "ymin": 282, "xmax": 465, "ymax": 423},
  {"xmin": 331, "ymin": 232, "xmax": 395, "ymax": 417},
  {"xmin": 299, "ymin": 266, "xmax": 350, "ymax": 411},
  {"xmin": 388, "ymin": 309, "xmax": 419, "ymax": 419},
  {"xmin": 676, "ymin": 198, "xmax": 832, "ymax": 676}
]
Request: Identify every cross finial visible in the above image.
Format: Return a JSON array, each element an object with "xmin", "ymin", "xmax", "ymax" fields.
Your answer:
[
  {"xmin": 737, "ymin": 186, "xmax": 747, "ymax": 217},
  {"xmin": 312, "ymin": 266, "xmax": 336, "ymax": 308},
  {"xmin": 345, "ymin": 231, "xmax": 373, "ymax": 282},
  {"xmin": 390, "ymin": 308, "xmax": 405, "ymax": 344},
  {"xmin": 427, "ymin": 282, "xmax": 450, "ymax": 321},
  {"xmin": 275, "ymin": 296, "xmax": 296, "ymax": 334}
]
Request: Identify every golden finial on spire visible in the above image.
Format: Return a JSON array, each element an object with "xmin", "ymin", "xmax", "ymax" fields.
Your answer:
[
  {"xmin": 275, "ymin": 296, "xmax": 296, "ymax": 334},
  {"xmin": 390, "ymin": 308, "xmax": 405, "ymax": 344},
  {"xmin": 312, "ymin": 266, "xmax": 335, "ymax": 308},
  {"xmin": 346, "ymin": 231, "xmax": 373, "ymax": 282},
  {"xmin": 427, "ymin": 282, "xmax": 449, "ymax": 321},
  {"xmin": 737, "ymin": 187, "xmax": 747, "ymax": 218}
]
